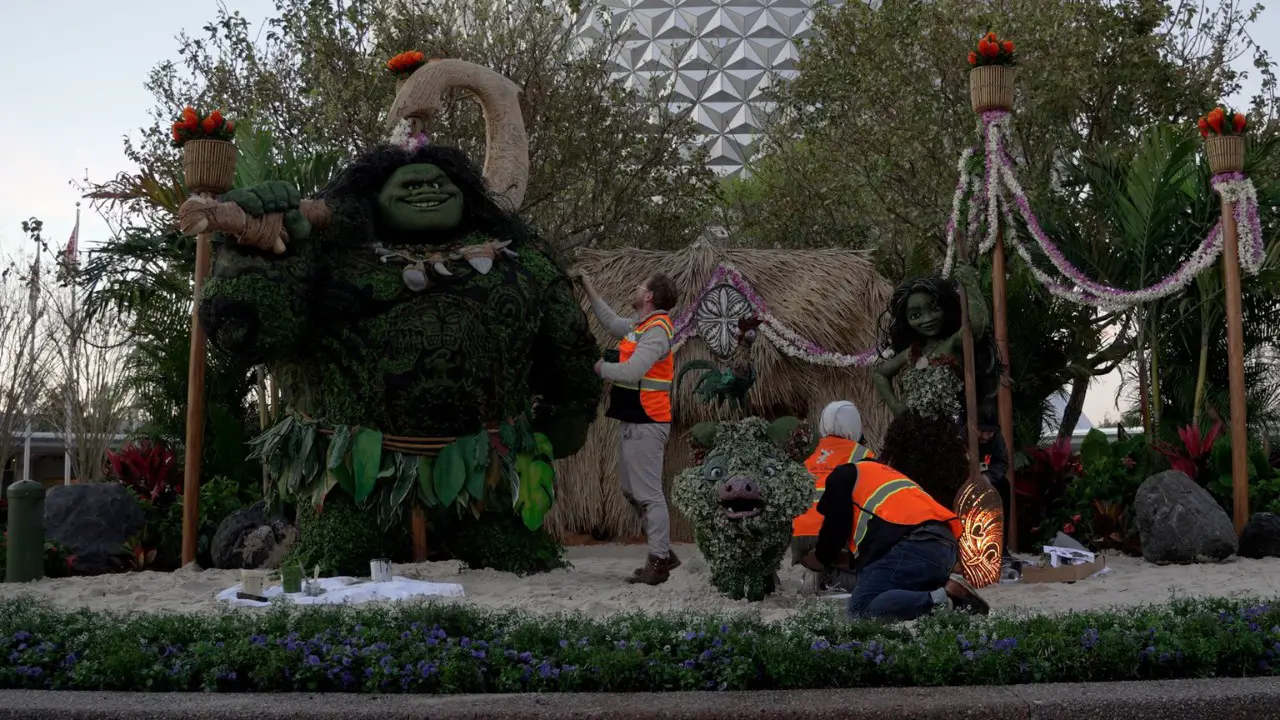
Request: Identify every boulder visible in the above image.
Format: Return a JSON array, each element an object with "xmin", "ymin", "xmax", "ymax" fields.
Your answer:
[
  {"xmin": 211, "ymin": 502, "xmax": 296, "ymax": 570},
  {"xmin": 1239, "ymin": 512, "xmax": 1280, "ymax": 559},
  {"xmin": 1134, "ymin": 470, "xmax": 1237, "ymax": 564},
  {"xmin": 44, "ymin": 483, "xmax": 146, "ymax": 574}
]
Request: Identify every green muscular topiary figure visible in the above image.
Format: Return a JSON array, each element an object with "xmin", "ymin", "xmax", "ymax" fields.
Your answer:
[
  {"xmin": 196, "ymin": 140, "xmax": 602, "ymax": 549},
  {"xmin": 672, "ymin": 417, "xmax": 815, "ymax": 601}
]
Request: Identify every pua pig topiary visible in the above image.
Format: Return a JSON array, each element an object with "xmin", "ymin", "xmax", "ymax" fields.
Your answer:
[{"xmin": 672, "ymin": 416, "xmax": 815, "ymax": 601}]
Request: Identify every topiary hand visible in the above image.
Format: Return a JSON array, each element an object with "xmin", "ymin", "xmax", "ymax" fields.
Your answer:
[{"xmin": 223, "ymin": 181, "xmax": 312, "ymax": 243}]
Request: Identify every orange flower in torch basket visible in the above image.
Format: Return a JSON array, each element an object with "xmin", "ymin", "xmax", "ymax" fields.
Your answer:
[
  {"xmin": 1197, "ymin": 104, "xmax": 1247, "ymax": 137},
  {"xmin": 969, "ymin": 31, "xmax": 1016, "ymax": 68},
  {"xmin": 170, "ymin": 105, "xmax": 237, "ymax": 148},
  {"xmin": 386, "ymin": 50, "xmax": 427, "ymax": 77}
]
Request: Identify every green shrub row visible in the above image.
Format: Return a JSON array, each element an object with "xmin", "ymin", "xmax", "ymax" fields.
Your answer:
[{"xmin": 3, "ymin": 596, "xmax": 1280, "ymax": 692}]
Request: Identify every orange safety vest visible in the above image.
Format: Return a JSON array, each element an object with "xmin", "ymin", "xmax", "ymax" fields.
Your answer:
[
  {"xmin": 615, "ymin": 312, "xmax": 674, "ymax": 423},
  {"xmin": 848, "ymin": 461, "xmax": 962, "ymax": 556},
  {"xmin": 792, "ymin": 436, "xmax": 875, "ymax": 537}
]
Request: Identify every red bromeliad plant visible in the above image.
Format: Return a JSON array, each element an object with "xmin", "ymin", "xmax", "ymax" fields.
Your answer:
[
  {"xmin": 1017, "ymin": 437, "xmax": 1081, "ymax": 545},
  {"xmin": 386, "ymin": 50, "xmax": 426, "ymax": 78},
  {"xmin": 1197, "ymin": 106, "xmax": 1248, "ymax": 137},
  {"xmin": 968, "ymin": 31, "xmax": 1015, "ymax": 68},
  {"xmin": 105, "ymin": 439, "xmax": 182, "ymax": 508},
  {"xmin": 1154, "ymin": 420, "xmax": 1224, "ymax": 480},
  {"xmin": 170, "ymin": 106, "xmax": 236, "ymax": 147}
]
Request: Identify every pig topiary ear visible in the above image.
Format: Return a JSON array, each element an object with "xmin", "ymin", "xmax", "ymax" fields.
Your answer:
[
  {"xmin": 766, "ymin": 417, "xmax": 815, "ymax": 462},
  {"xmin": 688, "ymin": 421, "xmax": 720, "ymax": 449}
]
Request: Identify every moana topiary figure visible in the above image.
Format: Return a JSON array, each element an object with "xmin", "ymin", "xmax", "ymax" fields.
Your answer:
[
  {"xmin": 180, "ymin": 60, "xmax": 602, "ymax": 561},
  {"xmin": 871, "ymin": 267, "xmax": 1001, "ymax": 423}
]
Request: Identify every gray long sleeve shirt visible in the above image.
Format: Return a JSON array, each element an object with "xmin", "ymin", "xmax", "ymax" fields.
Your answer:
[{"xmin": 589, "ymin": 295, "xmax": 671, "ymax": 385}]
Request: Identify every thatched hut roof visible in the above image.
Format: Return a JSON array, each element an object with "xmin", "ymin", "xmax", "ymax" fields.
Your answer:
[{"xmin": 548, "ymin": 243, "xmax": 894, "ymax": 542}]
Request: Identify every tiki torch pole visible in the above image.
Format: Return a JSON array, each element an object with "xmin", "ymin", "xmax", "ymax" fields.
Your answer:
[
  {"xmin": 179, "ymin": 125, "xmax": 238, "ymax": 566},
  {"xmin": 1204, "ymin": 128, "xmax": 1250, "ymax": 536},
  {"xmin": 969, "ymin": 45, "xmax": 1018, "ymax": 551}
]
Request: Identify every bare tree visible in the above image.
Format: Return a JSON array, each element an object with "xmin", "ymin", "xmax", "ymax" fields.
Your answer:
[
  {"xmin": 0, "ymin": 251, "xmax": 53, "ymax": 484},
  {"xmin": 39, "ymin": 278, "xmax": 137, "ymax": 483}
]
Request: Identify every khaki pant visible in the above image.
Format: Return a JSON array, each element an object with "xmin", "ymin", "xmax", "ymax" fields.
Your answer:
[{"xmin": 618, "ymin": 422, "xmax": 671, "ymax": 558}]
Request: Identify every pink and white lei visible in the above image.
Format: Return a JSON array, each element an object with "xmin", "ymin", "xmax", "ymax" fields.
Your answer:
[{"xmin": 942, "ymin": 110, "xmax": 1267, "ymax": 308}]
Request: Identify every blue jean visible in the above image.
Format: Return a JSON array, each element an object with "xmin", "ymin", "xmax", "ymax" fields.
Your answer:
[{"xmin": 847, "ymin": 538, "xmax": 958, "ymax": 622}]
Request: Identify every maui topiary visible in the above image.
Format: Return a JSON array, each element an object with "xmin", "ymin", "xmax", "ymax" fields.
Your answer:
[
  {"xmin": 672, "ymin": 417, "xmax": 815, "ymax": 601},
  {"xmin": 186, "ymin": 60, "xmax": 602, "ymax": 566}
]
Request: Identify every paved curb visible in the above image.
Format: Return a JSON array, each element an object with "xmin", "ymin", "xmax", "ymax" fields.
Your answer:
[{"xmin": 4, "ymin": 678, "xmax": 1280, "ymax": 719}]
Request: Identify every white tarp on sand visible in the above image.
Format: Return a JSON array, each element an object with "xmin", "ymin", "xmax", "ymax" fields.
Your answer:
[{"xmin": 216, "ymin": 576, "xmax": 465, "ymax": 607}]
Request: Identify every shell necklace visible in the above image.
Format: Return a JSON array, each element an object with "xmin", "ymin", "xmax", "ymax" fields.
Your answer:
[{"xmin": 371, "ymin": 236, "xmax": 518, "ymax": 292}]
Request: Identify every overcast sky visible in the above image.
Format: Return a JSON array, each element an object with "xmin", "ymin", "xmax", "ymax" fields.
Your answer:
[{"xmin": 0, "ymin": 0, "xmax": 1274, "ymax": 425}]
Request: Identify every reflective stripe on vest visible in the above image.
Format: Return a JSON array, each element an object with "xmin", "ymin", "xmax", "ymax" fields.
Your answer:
[
  {"xmin": 848, "ymin": 461, "xmax": 963, "ymax": 555},
  {"xmin": 615, "ymin": 312, "xmax": 675, "ymax": 422},
  {"xmin": 791, "ymin": 438, "xmax": 874, "ymax": 537}
]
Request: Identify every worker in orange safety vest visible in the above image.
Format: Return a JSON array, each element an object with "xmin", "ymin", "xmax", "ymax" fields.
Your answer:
[
  {"xmin": 571, "ymin": 268, "xmax": 680, "ymax": 587},
  {"xmin": 799, "ymin": 438, "xmax": 991, "ymax": 621},
  {"xmin": 791, "ymin": 401, "xmax": 875, "ymax": 594}
]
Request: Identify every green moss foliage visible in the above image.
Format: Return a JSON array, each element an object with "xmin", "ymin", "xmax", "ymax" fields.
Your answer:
[
  {"xmin": 285, "ymin": 493, "xmax": 410, "ymax": 577},
  {"xmin": 442, "ymin": 511, "xmax": 568, "ymax": 576},
  {"xmin": 672, "ymin": 417, "xmax": 815, "ymax": 601}
]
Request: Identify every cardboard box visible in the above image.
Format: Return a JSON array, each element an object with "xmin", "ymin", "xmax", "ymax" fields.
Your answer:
[{"xmin": 1019, "ymin": 554, "xmax": 1107, "ymax": 584}]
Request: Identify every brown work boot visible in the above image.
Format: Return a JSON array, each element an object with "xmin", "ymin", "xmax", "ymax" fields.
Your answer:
[
  {"xmin": 944, "ymin": 574, "xmax": 991, "ymax": 615},
  {"xmin": 626, "ymin": 555, "xmax": 671, "ymax": 585},
  {"xmin": 632, "ymin": 549, "xmax": 681, "ymax": 577}
]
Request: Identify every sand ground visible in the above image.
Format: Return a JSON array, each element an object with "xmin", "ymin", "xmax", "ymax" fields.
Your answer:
[{"xmin": 3, "ymin": 543, "xmax": 1278, "ymax": 620}]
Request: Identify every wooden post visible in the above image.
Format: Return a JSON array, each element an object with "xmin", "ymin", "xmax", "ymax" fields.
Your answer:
[
  {"xmin": 1220, "ymin": 192, "xmax": 1250, "ymax": 536},
  {"xmin": 411, "ymin": 506, "xmax": 429, "ymax": 561},
  {"xmin": 181, "ymin": 232, "xmax": 212, "ymax": 566},
  {"xmin": 991, "ymin": 224, "xmax": 1017, "ymax": 551},
  {"xmin": 957, "ymin": 283, "xmax": 982, "ymax": 486}
]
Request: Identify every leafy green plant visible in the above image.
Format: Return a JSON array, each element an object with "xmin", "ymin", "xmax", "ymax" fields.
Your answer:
[
  {"xmin": 442, "ymin": 511, "xmax": 568, "ymax": 576},
  {"xmin": 1042, "ymin": 429, "xmax": 1147, "ymax": 552},
  {"xmin": 284, "ymin": 493, "xmax": 410, "ymax": 577}
]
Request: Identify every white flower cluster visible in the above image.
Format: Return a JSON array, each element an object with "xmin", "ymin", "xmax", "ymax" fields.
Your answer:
[{"xmin": 899, "ymin": 362, "xmax": 963, "ymax": 421}]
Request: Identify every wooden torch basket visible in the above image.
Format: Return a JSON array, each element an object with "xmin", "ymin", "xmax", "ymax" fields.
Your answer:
[
  {"xmin": 969, "ymin": 65, "xmax": 1015, "ymax": 113},
  {"xmin": 1205, "ymin": 135, "xmax": 1245, "ymax": 174},
  {"xmin": 183, "ymin": 139, "xmax": 237, "ymax": 196}
]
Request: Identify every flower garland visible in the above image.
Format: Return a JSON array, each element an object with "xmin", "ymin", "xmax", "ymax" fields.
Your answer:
[
  {"xmin": 940, "ymin": 110, "xmax": 1268, "ymax": 308},
  {"xmin": 669, "ymin": 263, "xmax": 882, "ymax": 367}
]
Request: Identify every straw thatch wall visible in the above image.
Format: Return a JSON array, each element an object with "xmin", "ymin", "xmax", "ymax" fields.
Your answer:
[{"xmin": 547, "ymin": 243, "xmax": 893, "ymax": 542}]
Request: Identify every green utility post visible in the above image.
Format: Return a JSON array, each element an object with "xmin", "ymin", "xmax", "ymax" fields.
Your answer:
[{"xmin": 5, "ymin": 480, "xmax": 46, "ymax": 583}]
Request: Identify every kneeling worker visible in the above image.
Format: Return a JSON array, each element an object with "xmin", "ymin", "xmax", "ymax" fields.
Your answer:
[
  {"xmin": 791, "ymin": 401, "xmax": 874, "ymax": 594},
  {"xmin": 801, "ymin": 454, "xmax": 990, "ymax": 621}
]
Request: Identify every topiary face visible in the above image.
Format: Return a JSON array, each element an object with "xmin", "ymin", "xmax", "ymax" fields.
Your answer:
[
  {"xmin": 376, "ymin": 163, "xmax": 465, "ymax": 232},
  {"xmin": 673, "ymin": 417, "xmax": 815, "ymax": 541}
]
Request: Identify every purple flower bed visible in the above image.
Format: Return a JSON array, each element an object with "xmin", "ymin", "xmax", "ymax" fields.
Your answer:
[{"xmin": 3, "ymin": 597, "xmax": 1280, "ymax": 692}]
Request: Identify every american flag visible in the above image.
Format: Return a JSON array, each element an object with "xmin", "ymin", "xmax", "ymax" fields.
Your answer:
[{"xmin": 63, "ymin": 211, "xmax": 79, "ymax": 269}]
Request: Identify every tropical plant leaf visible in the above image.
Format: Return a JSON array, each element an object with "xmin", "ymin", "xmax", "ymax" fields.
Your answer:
[
  {"xmin": 516, "ymin": 458, "xmax": 556, "ymax": 531},
  {"xmin": 498, "ymin": 423, "xmax": 518, "ymax": 456},
  {"xmin": 327, "ymin": 425, "xmax": 352, "ymax": 470},
  {"xmin": 462, "ymin": 434, "xmax": 488, "ymax": 501},
  {"xmin": 416, "ymin": 455, "xmax": 438, "ymax": 507},
  {"xmin": 390, "ymin": 452, "xmax": 417, "ymax": 511},
  {"xmin": 312, "ymin": 469, "xmax": 339, "ymax": 509},
  {"xmin": 292, "ymin": 423, "xmax": 318, "ymax": 494},
  {"xmin": 351, "ymin": 428, "xmax": 384, "ymax": 505},
  {"xmin": 434, "ymin": 441, "xmax": 467, "ymax": 506},
  {"xmin": 532, "ymin": 432, "xmax": 554, "ymax": 461},
  {"xmin": 327, "ymin": 456, "xmax": 355, "ymax": 496}
]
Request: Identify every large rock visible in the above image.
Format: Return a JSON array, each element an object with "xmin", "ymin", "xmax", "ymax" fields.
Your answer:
[
  {"xmin": 1135, "ymin": 470, "xmax": 1237, "ymax": 564},
  {"xmin": 1240, "ymin": 512, "xmax": 1280, "ymax": 559},
  {"xmin": 211, "ymin": 502, "xmax": 296, "ymax": 570},
  {"xmin": 44, "ymin": 483, "xmax": 146, "ymax": 574}
]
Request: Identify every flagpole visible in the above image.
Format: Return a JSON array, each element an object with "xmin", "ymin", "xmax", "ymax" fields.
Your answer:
[
  {"xmin": 21, "ymin": 231, "xmax": 40, "ymax": 484},
  {"xmin": 64, "ymin": 204, "xmax": 80, "ymax": 485}
]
